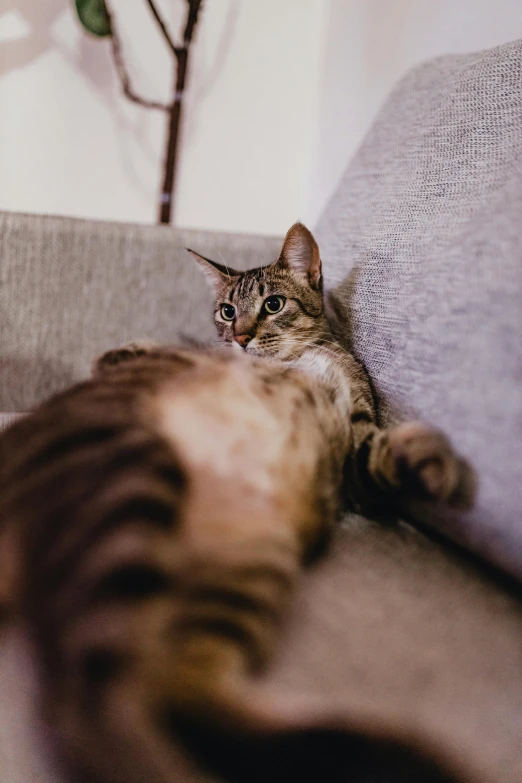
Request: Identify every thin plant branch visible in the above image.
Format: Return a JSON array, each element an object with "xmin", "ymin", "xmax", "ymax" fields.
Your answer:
[
  {"xmin": 158, "ymin": 0, "xmax": 203, "ymax": 223},
  {"xmin": 144, "ymin": 0, "xmax": 181, "ymax": 58},
  {"xmin": 183, "ymin": 0, "xmax": 203, "ymax": 44},
  {"xmin": 100, "ymin": 0, "xmax": 204, "ymax": 223},
  {"xmin": 107, "ymin": 5, "xmax": 170, "ymax": 111}
]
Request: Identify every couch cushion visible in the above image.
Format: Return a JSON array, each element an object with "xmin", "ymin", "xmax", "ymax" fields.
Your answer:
[
  {"xmin": 317, "ymin": 39, "xmax": 522, "ymax": 580},
  {"xmin": 0, "ymin": 213, "xmax": 282, "ymax": 412}
]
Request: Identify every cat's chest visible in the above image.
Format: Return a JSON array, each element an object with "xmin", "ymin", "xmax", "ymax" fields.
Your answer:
[{"xmin": 291, "ymin": 349, "xmax": 352, "ymax": 420}]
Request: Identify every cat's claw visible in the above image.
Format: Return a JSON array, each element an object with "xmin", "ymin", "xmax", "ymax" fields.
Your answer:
[{"xmin": 388, "ymin": 422, "xmax": 475, "ymax": 509}]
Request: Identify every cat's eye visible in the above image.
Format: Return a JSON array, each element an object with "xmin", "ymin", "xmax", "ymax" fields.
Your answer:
[
  {"xmin": 220, "ymin": 303, "xmax": 236, "ymax": 321},
  {"xmin": 263, "ymin": 296, "xmax": 286, "ymax": 315}
]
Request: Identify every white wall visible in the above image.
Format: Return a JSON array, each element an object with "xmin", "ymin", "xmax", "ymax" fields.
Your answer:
[
  {"xmin": 1, "ymin": 1, "xmax": 521, "ymax": 235},
  {"xmin": 0, "ymin": 0, "xmax": 326, "ymax": 235}
]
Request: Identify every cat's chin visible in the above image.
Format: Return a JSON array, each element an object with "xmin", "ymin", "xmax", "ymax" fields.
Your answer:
[
  {"xmin": 245, "ymin": 345, "xmax": 278, "ymax": 360},
  {"xmin": 227, "ymin": 342, "xmax": 266, "ymax": 359},
  {"xmin": 222, "ymin": 340, "xmax": 286, "ymax": 362},
  {"xmin": 249, "ymin": 350, "xmax": 291, "ymax": 364}
]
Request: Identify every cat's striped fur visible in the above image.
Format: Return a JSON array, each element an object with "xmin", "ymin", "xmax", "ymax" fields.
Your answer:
[{"xmin": 0, "ymin": 224, "xmax": 476, "ymax": 783}]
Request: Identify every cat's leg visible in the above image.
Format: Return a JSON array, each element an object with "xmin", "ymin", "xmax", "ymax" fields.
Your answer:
[
  {"xmin": 93, "ymin": 340, "xmax": 159, "ymax": 375},
  {"xmin": 347, "ymin": 419, "xmax": 475, "ymax": 514}
]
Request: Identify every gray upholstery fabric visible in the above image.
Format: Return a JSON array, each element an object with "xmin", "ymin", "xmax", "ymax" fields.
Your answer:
[
  {"xmin": 1, "ymin": 40, "xmax": 522, "ymax": 783},
  {"xmin": 317, "ymin": 39, "xmax": 522, "ymax": 580},
  {"xmin": 0, "ymin": 212, "xmax": 282, "ymax": 411}
]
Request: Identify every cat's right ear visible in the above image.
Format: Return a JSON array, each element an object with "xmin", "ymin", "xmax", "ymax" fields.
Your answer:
[
  {"xmin": 278, "ymin": 222, "xmax": 322, "ymax": 291},
  {"xmin": 186, "ymin": 249, "xmax": 241, "ymax": 291}
]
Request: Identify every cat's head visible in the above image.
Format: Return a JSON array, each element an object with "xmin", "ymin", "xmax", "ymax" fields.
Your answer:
[{"xmin": 188, "ymin": 222, "xmax": 326, "ymax": 360}]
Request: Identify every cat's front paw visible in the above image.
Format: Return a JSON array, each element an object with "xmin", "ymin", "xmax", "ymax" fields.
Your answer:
[
  {"xmin": 388, "ymin": 422, "xmax": 475, "ymax": 509},
  {"xmin": 93, "ymin": 340, "xmax": 157, "ymax": 375}
]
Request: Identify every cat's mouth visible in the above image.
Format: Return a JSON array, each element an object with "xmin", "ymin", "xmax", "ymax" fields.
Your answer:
[
  {"xmin": 247, "ymin": 345, "xmax": 286, "ymax": 361},
  {"xmin": 231, "ymin": 337, "xmax": 258, "ymax": 354},
  {"xmin": 236, "ymin": 342, "xmax": 268, "ymax": 359},
  {"xmin": 229, "ymin": 338, "xmax": 284, "ymax": 360},
  {"xmin": 230, "ymin": 340, "xmax": 250, "ymax": 355}
]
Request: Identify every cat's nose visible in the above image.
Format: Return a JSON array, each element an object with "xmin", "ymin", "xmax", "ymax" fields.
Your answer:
[{"xmin": 234, "ymin": 334, "xmax": 252, "ymax": 348}]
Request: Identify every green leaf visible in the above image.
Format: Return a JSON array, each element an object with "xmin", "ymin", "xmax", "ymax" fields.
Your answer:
[{"xmin": 75, "ymin": 0, "xmax": 112, "ymax": 37}]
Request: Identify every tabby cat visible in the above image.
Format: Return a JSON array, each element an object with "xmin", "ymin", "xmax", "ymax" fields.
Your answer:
[{"xmin": 0, "ymin": 224, "xmax": 476, "ymax": 783}]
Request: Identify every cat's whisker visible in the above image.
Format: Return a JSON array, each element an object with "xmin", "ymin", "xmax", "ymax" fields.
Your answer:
[
  {"xmin": 217, "ymin": 249, "xmax": 232, "ymax": 279},
  {"xmin": 281, "ymin": 337, "xmax": 345, "ymax": 362},
  {"xmin": 291, "ymin": 336, "xmax": 351, "ymax": 359}
]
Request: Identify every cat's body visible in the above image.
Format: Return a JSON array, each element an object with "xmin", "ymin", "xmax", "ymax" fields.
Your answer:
[
  {"xmin": 0, "ymin": 224, "xmax": 475, "ymax": 783},
  {"xmin": 0, "ymin": 344, "xmax": 346, "ymax": 782}
]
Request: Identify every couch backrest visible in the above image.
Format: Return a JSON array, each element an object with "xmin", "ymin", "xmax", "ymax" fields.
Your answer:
[
  {"xmin": 0, "ymin": 212, "xmax": 281, "ymax": 411},
  {"xmin": 317, "ymin": 39, "xmax": 522, "ymax": 578}
]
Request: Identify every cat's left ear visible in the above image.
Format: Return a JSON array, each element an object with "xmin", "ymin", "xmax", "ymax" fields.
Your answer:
[
  {"xmin": 278, "ymin": 222, "xmax": 322, "ymax": 290},
  {"xmin": 186, "ymin": 248, "xmax": 241, "ymax": 291}
]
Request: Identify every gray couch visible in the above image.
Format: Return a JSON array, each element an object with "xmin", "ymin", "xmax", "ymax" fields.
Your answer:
[{"xmin": 1, "ymin": 39, "xmax": 521, "ymax": 783}]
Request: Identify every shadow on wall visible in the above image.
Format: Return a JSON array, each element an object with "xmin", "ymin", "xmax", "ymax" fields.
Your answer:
[
  {"xmin": 1, "ymin": 0, "xmax": 113, "ymax": 103},
  {"xmin": 0, "ymin": 1, "xmax": 161, "ymax": 205},
  {"xmin": 0, "ymin": 1, "xmax": 63, "ymax": 76}
]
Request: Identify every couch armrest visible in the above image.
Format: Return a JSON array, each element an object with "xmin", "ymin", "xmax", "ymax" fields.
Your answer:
[{"xmin": 316, "ymin": 39, "xmax": 522, "ymax": 580}]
